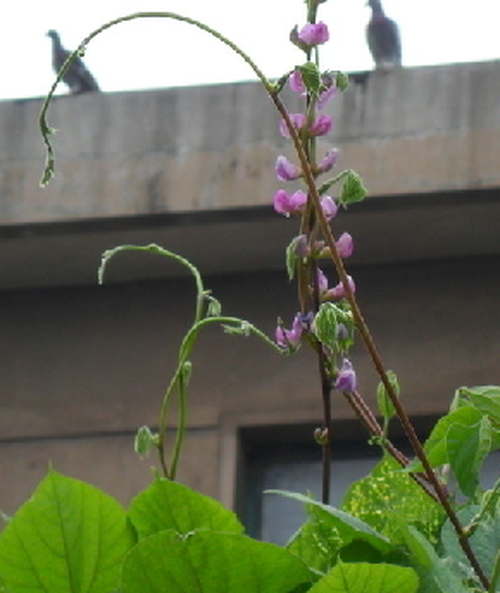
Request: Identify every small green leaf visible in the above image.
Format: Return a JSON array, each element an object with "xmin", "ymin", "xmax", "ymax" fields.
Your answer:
[
  {"xmin": 286, "ymin": 236, "xmax": 301, "ymax": 281},
  {"xmin": 122, "ymin": 530, "xmax": 312, "ymax": 593},
  {"xmin": 129, "ymin": 478, "xmax": 243, "ymax": 539},
  {"xmin": 335, "ymin": 71, "xmax": 350, "ymax": 92},
  {"xmin": 314, "ymin": 302, "xmax": 338, "ymax": 349},
  {"xmin": 0, "ymin": 468, "xmax": 134, "ymax": 593},
  {"xmin": 134, "ymin": 425, "xmax": 158, "ymax": 458},
  {"xmin": 308, "ymin": 561, "xmax": 419, "ymax": 593},
  {"xmin": 299, "ymin": 62, "xmax": 322, "ymax": 96},
  {"xmin": 376, "ymin": 371, "xmax": 400, "ymax": 422},
  {"xmin": 339, "ymin": 171, "xmax": 368, "ymax": 205}
]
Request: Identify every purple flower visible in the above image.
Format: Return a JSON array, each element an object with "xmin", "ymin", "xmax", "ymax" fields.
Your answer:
[
  {"xmin": 320, "ymin": 195, "xmax": 338, "ymax": 220},
  {"xmin": 297, "ymin": 22, "xmax": 330, "ymax": 46},
  {"xmin": 336, "ymin": 232, "xmax": 354, "ymax": 258},
  {"xmin": 275, "ymin": 155, "xmax": 301, "ymax": 182},
  {"xmin": 316, "ymin": 148, "xmax": 339, "ymax": 174},
  {"xmin": 317, "ymin": 268, "xmax": 329, "ymax": 294},
  {"xmin": 275, "ymin": 313, "xmax": 304, "ymax": 350},
  {"xmin": 317, "ymin": 84, "xmax": 337, "ymax": 110},
  {"xmin": 334, "ymin": 358, "xmax": 357, "ymax": 392},
  {"xmin": 273, "ymin": 189, "xmax": 307, "ymax": 217},
  {"xmin": 310, "ymin": 114, "xmax": 333, "ymax": 137},
  {"xmin": 326, "ymin": 275, "xmax": 356, "ymax": 300},
  {"xmin": 289, "ymin": 70, "xmax": 306, "ymax": 94},
  {"xmin": 295, "ymin": 234, "xmax": 310, "ymax": 257},
  {"xmin": 279, "ymin": 113, "xmax": 307, "ymax": 138}
]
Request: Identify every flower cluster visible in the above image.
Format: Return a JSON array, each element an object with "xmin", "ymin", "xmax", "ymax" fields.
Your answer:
[{"xmin": 273, "ymin": 18, "xmax": 357, "ymax": 392}]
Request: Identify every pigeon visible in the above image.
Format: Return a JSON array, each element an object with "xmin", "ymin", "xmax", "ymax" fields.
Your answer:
[
  {"xmin": 366, "ymin": 0, "xmax": 402, "ymax": 70},
  {"xmin": 47, "ymin": 30, "xmax": 100, "ymax": 94}
]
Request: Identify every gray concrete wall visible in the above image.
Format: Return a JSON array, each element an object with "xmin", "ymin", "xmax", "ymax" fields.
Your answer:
[
  {"xmin": 1, "ymin": 61, "xmax": 500, "ymax": 518},
  {"xmin": 1, "ymin": 60, "xmax": 500, "ymax": 223}
]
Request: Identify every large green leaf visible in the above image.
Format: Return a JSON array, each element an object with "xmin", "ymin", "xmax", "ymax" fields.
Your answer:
[
  {"xmin": 342, "ymin": 456, "xmax": 445, "ymax": 545},
  {"xmin": 121, "ymin": 530, "xmax": 312, "ymax": 593},
  {"xmin": 0, "ymin": 468, "xmax": 134, "ymax": 593},
  {"xmin": 307, "ymin": 562, "xmax": 419, "ymax": 593},
  {"xmin": 457, "ymin": 385, "xmax": 500, "ymax": 421},
  {"xmin": 441, "ymin": 504, "xmax": 500, "ymax": 584},
  {"xmin": 270, "ymin": 490, "xmax": 393, "ymax": 555},
  {"xmin": 446, "ymin": 416, "xmax": 492, "ymax": 496},
  {"xmin": 129, "ymin": 478, "xmax": 243, "ymax": 539},
  {"xmin": 409, "ymin": 406, "xmax": 484, "ymax": 472},
  {"xmin": 396, "ymin": 520, "xmax": 469, "ymax": 593}
]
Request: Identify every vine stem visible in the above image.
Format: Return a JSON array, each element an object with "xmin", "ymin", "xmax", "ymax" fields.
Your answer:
[{"xmin": 267, "ymin": 90, "xmax": 490, "ymax": 591}]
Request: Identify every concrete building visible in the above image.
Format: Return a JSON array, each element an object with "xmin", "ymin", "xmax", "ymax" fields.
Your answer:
[{"xmin": 1, "ymin": 60, "xmax": 500, "ymax": 542}]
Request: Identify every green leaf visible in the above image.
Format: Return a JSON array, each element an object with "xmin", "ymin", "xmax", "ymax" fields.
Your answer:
[
  {"xmin": 308, "ymin": 561, "xmax": 419, "ymax": 593},
  {"xmin": 121, "ymin": 530, "xmax": 312, "ymax": 593},
  {"xmin": 299, "ymin": 62, "xmax": 322, "ymax": 96},
  {"xmin": 458, "ymin": 385, "xmax": 500, "ymax": 421},
  {"xmin": 134, "ymin": 425, "xmax": 157, "ymax": 458},
  {"xmin": 339, "ymin": 171, "xmax": 367, "ymax": 205},
  {"xmin": 446, "ymin": 415, "xmax": 492, "ymax": 497},
  {"xmin": 285, "ymin": 235, "xmax": 301, "ymax": 281},
  {"xmin": 409, "ymin": 405, "xmax": 484, "ymax": 472},
  {"xmin": 396, "ymin": 521, "xmax": 469, "ymax": 593},
  {"xmin": 335, "ymin": 71, "xmax": 350, "ymax": 92},
  {"xmin": 314, "ymin": 302, "xmax": 338, "ymax": 349},
  {"xmin": 441, "ymin": 504, "xmax": 500, "ymax": 582},
  {"xmin": 128, "ymin": 478, "xmax": 243, "ymax": 539},
  {"xmin": 376, "ymin": 370, "xmax": 399, "ymax": 422},
  {"xmin": 342, "ymin": 455, "xmax": 445, "ymax": 545},
  {"xmin": 0, "ymin": 468, "xmax": 134, "ymax": 593},
  {"xmin": 269, "ymin": 490, "xmax": 393, "ymax": 555}
]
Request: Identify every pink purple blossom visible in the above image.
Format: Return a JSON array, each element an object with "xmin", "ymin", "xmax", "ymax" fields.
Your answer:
[
  {"xmin": 317, "ymin": 84, "xmax": 337, "ymax": 109},
  {"xmin": 275, "ymin": 313, "xmax": 304, "ymax": 350},
  {"xmin": 325, "ymin": 275, "xmax": 356, "ymax": 300},
  {"xmin": 275, "ymin": 155, "xmax": 301, "ymax": 181},
  {"xmin": 289, "ymin": 70, "xmax": 306, "ymax": 94},
  {"xmin": 279, "ymin": 113, "xmax": 307, "ymax": 138},
  {"xmin": 334, "ymin": 358, "xmax": 357, "ymax": 392},
  {"xmin": 297, "ymin": 22, "xmax": 330, "ymax": 46},
  {"xmin": 273, "ymin": 189, "xmax": 307, "ymax": 217},
  {"xmin": 320, "ymin": 195, "xmax": 338, "ymax": 220},
  {"xmin": 335, "ymin": 232, "xmax": 354, "ymax": 259},
  {"xmin": 316, "ymin": 148, "xmax": 339, "ymax": 174},
  {"xmin": 309, "ymin": 114, "xmax": 333, "ymax": 137}
]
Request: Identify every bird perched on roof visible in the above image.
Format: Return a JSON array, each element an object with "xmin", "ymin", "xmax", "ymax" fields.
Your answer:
[
  {"xmin": 366, "ymin": 0, "xmax": 402, "ymax": 71},
  {"xmin": 47, "ymin": 30, "xmax": 100, "ymax": 94}
]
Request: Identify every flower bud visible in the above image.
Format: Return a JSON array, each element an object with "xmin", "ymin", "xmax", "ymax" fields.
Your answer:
[
  {"xmin": 334, "ymin": 358, "xmax": 357, "ymax": 393},
  {"xmin": 320, "ymin": 195, "xmax": 338, "ymax": 221},
  {"xmin": 275, "ymin": 155, "xmax": 301, "ymax": 182},
  {"xmin": 309, "ymin": 114, "xmax": 333, "ymax": 137},
  {"xmin": 297, "ymin": 22, "xmax": 330, "ymax": 46},
  {"xmin": 316, "ymin": 148, "xmax": 339, "ymax": 174},
  {"xmin": 336, "ymin": 232, "xmax": 354, "ymax": 259}
]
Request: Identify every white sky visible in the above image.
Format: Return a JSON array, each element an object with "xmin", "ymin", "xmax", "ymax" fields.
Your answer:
[{"xmin": 1, "ymin": 0, "xmax": 499, "ymax": 101}]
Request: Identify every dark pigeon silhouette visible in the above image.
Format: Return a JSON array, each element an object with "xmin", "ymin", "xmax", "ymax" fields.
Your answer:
[
  {"xmin": 47, "ymin": 30, "xmax": 100, "ymax": 94},
  {"xmin": 366, "ymin": 0, "xmax": 402, "ymax": 70}
]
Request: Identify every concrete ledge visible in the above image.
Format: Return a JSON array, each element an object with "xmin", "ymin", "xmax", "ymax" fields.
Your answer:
[{"xmin": 1, "ymin": 61, "xmax": 499, "ymax": 224}]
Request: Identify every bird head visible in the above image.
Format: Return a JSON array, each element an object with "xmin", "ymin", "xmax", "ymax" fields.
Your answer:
[
  {"xmin": 46, "ymin": 30, "xmax": 60, "ymax": 42},
  {"xmin": 367, "ymin": 0, "xmax": 384, "ymax": 12}
]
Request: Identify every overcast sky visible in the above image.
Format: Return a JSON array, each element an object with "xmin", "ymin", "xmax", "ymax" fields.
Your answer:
[{"xmin": 1, "ymin": 0, "xmax": 499, "ymax": 101}]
